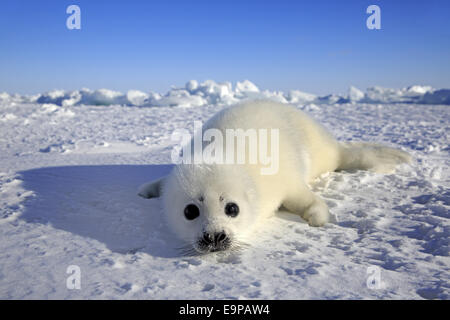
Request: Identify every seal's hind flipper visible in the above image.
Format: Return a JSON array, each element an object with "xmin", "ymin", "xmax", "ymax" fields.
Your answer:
[{"xmin": 338, "ymin": 142, "xmax": 411, "ymax": 174}]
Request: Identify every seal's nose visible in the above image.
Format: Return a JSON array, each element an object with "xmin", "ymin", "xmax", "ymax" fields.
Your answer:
[{"xmin": 202, "ymin": 231, "xmax": 228, "ymax": 250}]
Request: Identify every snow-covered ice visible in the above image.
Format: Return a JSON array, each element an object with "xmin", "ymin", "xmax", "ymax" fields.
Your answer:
[
  {"xmin": 0, "ymin": 80, "xmax": 448, "ymax": 299},
  {"xmin": 3, "ymin": 80, "xmax": 450, "ymax": 108}
]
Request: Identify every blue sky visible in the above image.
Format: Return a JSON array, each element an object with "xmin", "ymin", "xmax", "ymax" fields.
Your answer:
[{"xmin": 1, "ymin": 0, "xmax": 449, "ymax": 95}]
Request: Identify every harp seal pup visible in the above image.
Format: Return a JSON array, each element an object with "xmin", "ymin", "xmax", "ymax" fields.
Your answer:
[{"xmin": 138, "ymin": 100, "xmax": 410, "ymax": 254}]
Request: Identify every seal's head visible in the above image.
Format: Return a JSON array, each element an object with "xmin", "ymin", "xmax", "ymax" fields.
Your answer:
[
  {"xmin": 139, "ymin": 164, "xmax": 259, "ymax": 254},
  {"xmin": 163, "ymin": 164, "xmax": 260, "ymax": 254}
]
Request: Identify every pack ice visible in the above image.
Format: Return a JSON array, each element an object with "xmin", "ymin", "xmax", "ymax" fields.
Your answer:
[{"xmin": 0, "ymin": 80, "xmax": 448, "ymax": 299}]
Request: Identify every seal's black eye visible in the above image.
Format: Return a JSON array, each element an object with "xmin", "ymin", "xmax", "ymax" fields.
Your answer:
[
  {"xmin": 225, "ymin": 202, "xmax": 239, "ymax": 217},
  {"xmin": 184, "ymin": 204, "xmax": 200, "ymax": 220}
]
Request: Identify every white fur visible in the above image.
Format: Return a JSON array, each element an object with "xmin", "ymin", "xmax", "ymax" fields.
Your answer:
[{"xmin": 139, "ymin": 100, "xmax": 411, "ymax": 252}]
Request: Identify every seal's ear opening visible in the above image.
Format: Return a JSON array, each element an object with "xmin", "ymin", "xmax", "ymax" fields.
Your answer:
[{"xmin": 138, "ymin": 178, "xmax": 164, "ymax": 199}]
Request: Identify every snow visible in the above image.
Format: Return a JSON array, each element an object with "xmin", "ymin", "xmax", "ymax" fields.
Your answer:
[
  {"xmin": 348, "ymin": 86, "xmax": 365, "ymax": 102},
  {"xmin": 286, "ymin": 90, "xmax": 317, "ymax": 104},
  {"xmin": 5, "ymin": 80, "xmax": 450, "ymax": 108},
  {"xmin": 407, "ymin": 85, "xmax": 434, "ymax": 95},
  {"xmin": 235, "ymin": 80, "xmax": 260, "ymax": 94},
  {"xmin": 0, "ymin": 81, "xmax": 449, "ymax": 299},
  {"xmin": 421, "ymin": 89, "xmax": 450, "ymax": 105}
]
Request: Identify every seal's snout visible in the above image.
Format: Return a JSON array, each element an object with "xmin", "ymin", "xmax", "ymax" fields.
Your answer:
[{"xmin": 200, "ymin": 231, "xmax": 230, "ymax": 252}]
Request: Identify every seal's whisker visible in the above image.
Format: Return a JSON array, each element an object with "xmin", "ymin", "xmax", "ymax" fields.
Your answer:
[
  {"xmin": 179, "ymin": 248, "xmax": 200, "ymax": 257},
  {"xmin": 175, "ymin": 244, "xmax": 200, "ymax": 257},
  {"xmin": 227, "ymin": 240, "xmax": 248, "ymax": 253}
]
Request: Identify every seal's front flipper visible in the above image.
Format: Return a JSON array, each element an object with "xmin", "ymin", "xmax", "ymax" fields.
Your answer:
[
  {"xmin": 138, "ymin": 178, "xmax": 164, "ymax": 199},
  {"xmin": 282, "ymin": 185, "xmax": 330, "ymax": 227}
]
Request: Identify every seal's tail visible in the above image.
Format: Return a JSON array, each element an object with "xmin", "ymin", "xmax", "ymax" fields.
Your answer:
[{"xmin": 337, "ymin": 142, "xmax": 411, "ymax": 174}]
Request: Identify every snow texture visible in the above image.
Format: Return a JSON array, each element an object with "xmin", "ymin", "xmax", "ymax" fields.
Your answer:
[
  {"xmin": 0, "ymin": 80, "xmax": 448, "ymax": 299},
  {"xmin": 2, "ymin": 80, "xmax": 450, "ymax": 108}
]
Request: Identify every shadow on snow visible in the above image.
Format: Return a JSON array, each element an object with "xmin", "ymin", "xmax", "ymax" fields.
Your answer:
[{"xmin": 18, "ymin": 164, "xmax": 182, "ymax": 258}]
